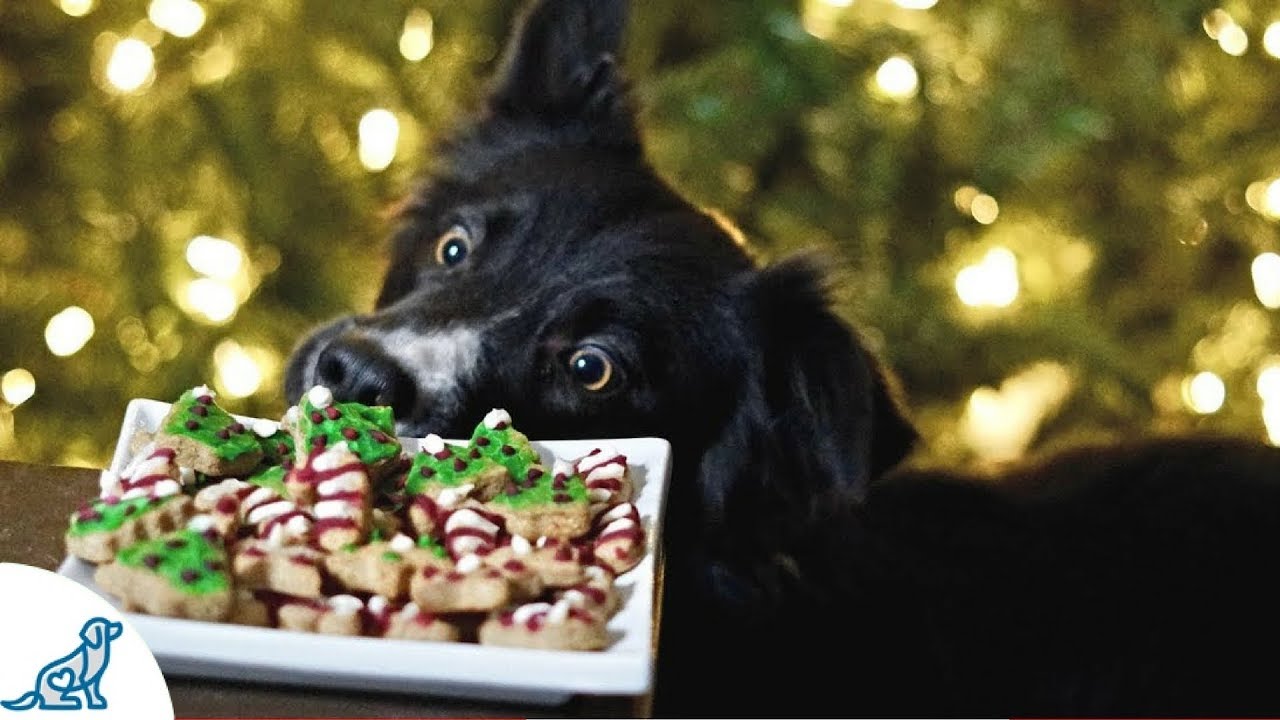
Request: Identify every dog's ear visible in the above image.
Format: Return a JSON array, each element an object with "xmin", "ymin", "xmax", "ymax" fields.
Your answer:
[
  {"xmin": 701, "ymin": 258, "xmax": 917, "ymax": 526},
  {"xmin": 79, "ymin": 619, "xmax": 104, "ymax": 649},
  {"xmin": 487, "ymin": 0, "xmax": 636, "ymax": 146}
]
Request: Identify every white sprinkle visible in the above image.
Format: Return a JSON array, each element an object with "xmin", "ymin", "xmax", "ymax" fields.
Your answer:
[
  {"xmin": 285, "ymin": 514, "xmax": 312, "ymax": 537},
  {"xmin": 192, "ymin": 384, "xmax": 214, "ymax": 398},
  {"xmin": 601, "ymin": 503, "xmax": 634, "ymax": 524},
  {"xmin": 264, "ymin": 525, "xmax": 285, "ymax": 548},
  {"xmin": 389, "ymin": 533, "xmax": 415, "ymax": 553},
  {"xmin": 561, "ymin": 589, "xmax": 587, "ymax": 608},
  {"xmin": 536, "ymin": 536, "xmax": 550, "ymax": 549},
  {"xmin": 367, "ymin": 595, "xmax": 390, "ymax": 616},
  {"xmin": 283, "ymin": 406, "xmax": 299, "ymax": 425},
  {"xmin": 187, "ymin": 514, "xmax": 216, "ymax": 533},
  {"xmin": 510, "ymin": 535, "xmax": 532, "ymax": 557},
  {"xmin": 307, "ymin": 385, "xmax": 334, "ymax": 408},
  {"xmin": 584, "ymin": 565, "xmax": 607, "ymax": 581},
  {"xmin": 328, "ymin": 594, "xmax": 363, "ymax": 615},
  {"xmin": 588, "ymin": 488, "xmax": 613, "ymax": 502},
  {"xmin": 482, "ymin": 408, "xmax": 512, "ymax": 430},
  {"xmin": 399, "ymin": 602, "xmax": 420, "ymax": 620},
  {"xmin": 450, "ymin": 536, "xmax": 484, "ymax": 555},
  {"xmin": 546, "ymin": 599, "xmax": 570, "ymax": 625},
  {"xmin": 552, "ymin": 459, "xmax": 575, "ymax": 478},
  {"xmin": 252, "ymin": 419, "xmax": 279, "ymax": 438},
  {"xmin": 455, "ymin": 554, "xmax": 482, "ymax": 574},
  {"xmin": 422, "ymin": 434, "xmax": 446, "ymax": 455},
  {"xmin": 98, "ymin": 470, "xmax": 121, "ymax": 496},
  {"xmin": 511, "ymin": 602, "xmax": 551, "ymax": 625}
]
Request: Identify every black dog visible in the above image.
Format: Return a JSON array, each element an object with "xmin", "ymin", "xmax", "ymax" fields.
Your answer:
[{"xmin": 286, "ymin": 0, "xmax": 1280, "ymax": 715}]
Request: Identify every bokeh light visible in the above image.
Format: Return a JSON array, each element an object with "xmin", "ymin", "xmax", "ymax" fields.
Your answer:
[
  {"xmin": 148, "ymin": 0, "xmax": 205, "ymax": 38},
  {"xmin": 358, "ymin": 109, "xmax": 400, "ymax": 172},
  {"xmin": 400, "ymin": 9, "xmax": 435, "ymax": 62},
  {"xmin": 1183, "ymin": 371, "xmax": 1226, "ymax": 414},
  {"xmin": 956, "ymin": 247, "xmax": 1019, "ymax": 308},
  {"xmin": 185, "ymin": 279, "xmax": 238, "ymax": 324},
  {"xmin": 57, "ymin": 0, "xmax": 94, "ymax": 17},
  {"xmin": 45, "ymin": 307, "xmax": 96, "ymax": 357},
  {"xmin": 1264, "ymin": 23, "xmax": 1280, "ymax": 59},
  {"xmin": 104, "ymin": 38, "xmax": 155, "ymax": 93},
  {"xmin": 214, "ymin": 340, "xmax": 263, "ymax": 398},
  {"xmin": 1, "ymin": 369, "xmax": 36, "ymax": 407},
  {"xmin": 186, "ymin": 235, "xmax": 244, "ymax": 280},
  {"xmin": 874, "ymin": 56, "xmax": 920, "ymax": 101},
  {"xmin": 1251, "ymin": 252, "xmax": 1280, "ymax": 309}
]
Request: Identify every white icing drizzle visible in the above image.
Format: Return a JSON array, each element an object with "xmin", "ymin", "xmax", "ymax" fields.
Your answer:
[
  {"xmin": 187, "ymin": 514, "xmax": 215, "ymax": 533},
  {"xmin": 316, "ymin": 471, "xmax": 363, "ymax": 495},
  {"xmin": 389, "ymin": 533, "xmax": 415, "ymax": 553},
  {"xmin": 252, "ymin": 419, "xmax": 279, "ymax": 438},
  {"xmin": 367, "ymin": 595, "xmax": 389, "ymax": 616},
  {"xmin": 511, "ymin": 602, "xmax": 552, "ymax": 625},
  {"xmin": 285, "ymin": 515, "xmax": 311, "ymax": 536},
  {"xmin": 600, "ymin": 503, "xmax": 634, "ymax": 524},
  {"xmin": 399, "ymin": 602, "xmax": 420, "ymax": 620},
  {"xmin": 243, "ymin": 486, "xmax": 276, "ymax": 510},
  {"xmin": 328, "ymin": 594, "xmax": 363, "ymax": 615},
  {"xmin": 247, "ymin": 500, "xmax": 296, "ymax": 525},
  {"xmin": 577, "ymin": 446, "xmax": 622, "ymax": 474},
  {"xmin": 455, "ymin": 554, "xmax": 482, "ymax": 574},
  {"xmin": 436, "ymin": 483, "xmax": 474, "ymax": 509},
  {"xmin": 283, "ymin": 406, "xmax": 299, "ymax": 425},
  {"xmin": 120, "ymin": 487, "xmax": 148, "ymax": 501},
  {"xmin": 422, "ymin": 434, "xmax": 446, "ymax": 455},
  {"xmin": 307, "ymin": 385, "xmax": 334, "ymax": 408},
  {"xmin": 585, "ymin": 463, "xmax": 626, "ymax": 482},
  {"xmin": 588, "ymin": 488, "xmax": 613, "ymax": 502},
  {"xmin": 151, "ymin": 479, "xmax": 181, "ymax": 498},
  {"xmin": 482, "ymin": 408, "xmax": 512, "ymax": 430},
  {"xmin": 546, "ymin": 599, "xmax": 570, "ymax": 625},
  {"xmin": 98, "ymin": 470, "xmax": 120, "ymax": 496},
  {"xmin": 584, "ymin": 565, "xmax": 608, "ymax": 581},
  {"xmin": 510, "ymin": 535, "xmax": 532, "ymax": 557},
  {"xmin": 444, "ymin": 509, "xmax": 498, "ymax": 536},
  {"xmin": 561, "ymin": 589, "xmax": 587, "ymax": 608},
  {"xmin": 312, "ymin": 443, "xmax": 356, "ymax": 472},
  {"xmin": 601, "ymin": 517, "xmax": 637, "ymax": 536},
  {"xmin": 451, "ymin": 536, "xmax": 484, "ymax": 555},
  {"xmin": 314, "ymin": 500, "xmax": 361, "ymax": 520}
]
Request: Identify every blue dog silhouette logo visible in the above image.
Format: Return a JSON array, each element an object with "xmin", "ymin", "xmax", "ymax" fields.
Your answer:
[{"xmin": 1, "ymin": 616, "xmax": 122, "ymax": 712}]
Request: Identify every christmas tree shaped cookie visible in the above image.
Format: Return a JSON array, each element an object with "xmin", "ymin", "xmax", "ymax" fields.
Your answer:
[
  {"xmin": 66, "ymin": 494, "xmax": 193, "ymax": 563},
  {"xmin": 469, "ymin": 409, "xmax": 541, "ymax": 479},
  {"xmin": 289, "ymin": 385, "xmax": 401, "ymax": 479},
  {"xmin": 94, "ymin": 526, "xmax": 233, "ymax": 621},
  {"xmin": 406, "ymin": 434, "xmax": 509, "ymax": 499},
  {"xmin": 487, "ymin": 458, "xmax": 591, "ymax": 540},
  {"xmin": 251, "ymin": 418, "xmax": 295, "ymax": 467},
  {"xmin": 155, "ymin": 385, "xmax": 262, "ymax": 476}
]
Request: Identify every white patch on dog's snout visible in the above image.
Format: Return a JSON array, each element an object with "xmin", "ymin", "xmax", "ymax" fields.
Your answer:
[{"xmin": 374, "ymin": 325, "xmax": 483, "ymax": 417}]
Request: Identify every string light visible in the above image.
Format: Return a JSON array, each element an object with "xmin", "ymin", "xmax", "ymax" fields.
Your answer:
[
  {"xmin": 56, "ymin": 0, "xmax": 94, "ymax": 17},
  {"xmin": 1, "ymin": 369, "xmax": 36, "ymax": 407},
  {"xmin": 874, "ymin": 56, "xmax": 920, "ymax": 101},
  {"xmin": 185, "ymin": 279, "xmax": 238, "ymax": 324},
  {"xmin": 45, "ymin": 307, "xmax": 96, "ymax": 357},
  {"xmin": 893, "ymin": 0, "xmax": 938, "ymax": 8},
  {"xmin": 1182, "ymin": 371, "xmax": 1225, "ymax": 414},
  {"xmin": 214, "ymin": 340, "xmax": 263, "ymax": 398},
  {"xmin": 961, "ymin": 362, "xmax": 1072, "ymax": 461},
  {"xmin": 1251, "ymin": 252, "xmax": 1280, "ymax": 309},
  {"xmin": 104, "ymin": 38, "xmax": 155, "ymax": 93},
  {"xmin": 400, "ymin": 9, "xmax": 435, "ymax": 62},
  {"xmin": 955, "ymin": 247, "xmax": 1019, "ymax": 308},
  {"xmin": 970, "ymin": 193, "xmax": 1000, "ymax": 224},
  {"xmin": 358, "ymin": 108, "xmax": 400, "ymax": 172},
  {"xmin": 1218, "ymin": 24, "xmax": 1249, "ymax": 55},
  {"xmin": 186, "ymin": 235, "xmax": 244, "ymax": 280},
  {"xmin": 1257, "ymin": 360, "xmax": 1280, "ymax": 401},
  {"xmin": 148, "ymin": 0, "xmax": 205, "ymax": 38}
]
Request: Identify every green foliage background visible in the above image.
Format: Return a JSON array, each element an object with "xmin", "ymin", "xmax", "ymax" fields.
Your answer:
[{"xmin": 2, "ymin": 0, "xmax": 1278, "ymax": 468}]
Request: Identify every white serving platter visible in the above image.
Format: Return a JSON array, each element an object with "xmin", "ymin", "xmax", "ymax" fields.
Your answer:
[{"xmin": 57, "ymin": 398, "xmax": 671, "ymax": 705}]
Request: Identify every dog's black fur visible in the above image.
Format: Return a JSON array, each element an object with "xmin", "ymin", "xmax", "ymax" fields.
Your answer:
[{"xmin": 285, "ymin": 0, "xmax": 1280, "ymax": 715}]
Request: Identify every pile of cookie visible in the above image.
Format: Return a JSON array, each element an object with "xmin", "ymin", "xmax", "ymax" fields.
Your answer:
[{"xmin": 66, "ymin": 385, "xmax": 645, "ymax": 651}]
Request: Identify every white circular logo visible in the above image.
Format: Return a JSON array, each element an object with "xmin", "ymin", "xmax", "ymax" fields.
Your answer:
[{"xmin": 0, "ymin": 564, "xmax": 173, "ymax": 719}]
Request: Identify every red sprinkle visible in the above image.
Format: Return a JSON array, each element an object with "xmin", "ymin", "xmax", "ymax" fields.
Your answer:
[
  {"xmin": 311, "ymin": 436, "xmax": 327, "ymax": 449},
  {"xmin": 420, "ymin": 466, "xmax": 436, "ymax": 478},
  {"xmin": 433, "ymin": 449, "xmax": 452, "ymax": 460},
  {"xmin": 216, "ymin": 429, "xmax": 230, "ymax": 440},
  {"xmin": 453, "ymin": 458, "xmax": 467, "ymax": 472},
  {"xmin": 504, "ymin": 481, "xmax": 519, "ymax": 496},
  {"xmin": 310, "ymin": 411, "xmax": 324, "ymax": 424},
  {"xmin": 527, "ymin": 468, "xmax": 545, "ymax": 482},
  {"xmin": 494, "ymin": 421, "xmax": 509, "ymax": 431},
  {"xmin": 230, "ymin": 422, "xmax": 245, "ymax": 434},
  {"xmin": 499, "ymin": 612, "xmax": 514, "ymax": 627},
  {"xmin": 342, "ymin": 427, "xmax": 359, "ymax": 441},
  {"xmin": 282, "ymin": 459, "xmax": 295, "ymax": 470},
  {"xmin": 276, "ymin": 442, "xmax": 289, "ymax": 455},
  {"xmin": 197, "ymin": 395, "xmax": 213, "ymax": 405},
  {"xmin": 475, "ymin": 436, "xmax": 491, "ymax": 447},
  {"xmin": 325, "ymin": 406, "xmax": 341, "ymax": 420},
  {"xmin": 184, "ymin": 420, "xmax": 200, "ymax": 431},
  {"xmin": 192, "ymin": 405, "xmax": 208, "ymax": 417},
  {"xmin": 552, "ymin": 477, "xmax": 566, "ymax": 490},
  {"xmin": 122, "ymin": 505, "xmax": 136, "ymax": 516},
  {"xmin": 469, "ymin": 448, "xmax": 481, "ymax": 459},
  {"xmin": 165, "ymin": 538, "xmax": 187, "ymax": 549},
  {"xmin": 371, "ymin": 431, "xmax": 390, "ymax": 443},
  {"xmin": 180, "ymin": 569, "xmax": 201, "ymax": 583},
  {"xmin": 204, "ymin": 560, "xmax": 223, "ymax": 572},
  {"xmin": 503, "ymin": 560, "xmax": 526, "ymax": 573},
  {"xmin": 421, "ymin": 565, "xmax": 439, "ymax": 578},
  {"xmin": 143, "ymin": 554, "xmax": 162, "ymax": 568},
  {"xmin": 501, "ymin": 445, "xmax": 516, "ymax": 456},
  {"xmin": 445, "ymin": 571, "xmax": 464, "ymax": 582}
]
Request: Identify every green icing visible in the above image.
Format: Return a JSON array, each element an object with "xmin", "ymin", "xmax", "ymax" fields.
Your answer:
[
  {"xmin": 489, "ymin": 470, "xmax": 588, "ymax": 511},
  {"xmin": 117, "ymin": 529, "xmax": 229, "ymax": 596},
  {"xmin": 297, "ymin": 396, "xmax": 401, "ymax": 467},
  {"xmin": 163, "ymin": 388, "xmax": 261, "ymax": 461},
  {"xmin": 416, "ymin": 535, "xmax": 449, "ymax": 558},
  {"xmin": 405, "ymin": 446, "xmax": 506, "ymax": 496},
  {"xmin": 69, "ymin": 495, "xmax": 178, "ymax": 537},
  {"xmin": 258, "ymin": 429, "xmax": 295, "ymax": 465},
  {"xmin": 470, "ymin": 422, "xmax": 541, "ymax": 479},
  {"xmin": 382, "ymin": 551, "xmax": 402, "ymax": 562},
  {"xmin": 247, "ymin": 465, "xmax": 288, "ymax": 497}
]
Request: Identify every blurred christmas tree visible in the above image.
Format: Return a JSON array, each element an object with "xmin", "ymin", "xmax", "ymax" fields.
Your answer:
[{"xmin": 2, "ymin": 0, "xmax": 1279, "ymax": 469}]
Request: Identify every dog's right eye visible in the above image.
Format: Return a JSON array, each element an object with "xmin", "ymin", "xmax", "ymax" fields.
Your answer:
[{"xmin": 433, "ymin": 225, "xmax": 471, "ymax": 267}]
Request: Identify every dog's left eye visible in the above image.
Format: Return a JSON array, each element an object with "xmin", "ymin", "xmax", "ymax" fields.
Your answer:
[
  {"xmin": 568, "ymin": 346, "xmax": 615, "ymax": 392},
  {"xmin": 434, "ymin": 225, "xmax": 471, "ymax": 266}
]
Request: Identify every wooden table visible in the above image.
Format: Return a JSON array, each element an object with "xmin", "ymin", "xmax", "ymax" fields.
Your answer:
[{"xmin": 0, "ymin": 460, "xmax": 647, "ymax": 718}]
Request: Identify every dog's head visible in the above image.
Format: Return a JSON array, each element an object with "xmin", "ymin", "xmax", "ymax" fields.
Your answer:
[
  {"xmin": 285, "ymin": 0, "xmax": 915, "ymax": 537},
  {"xmin": 79, "ymin": 617, "xmax": 124, "ymax": 649}
]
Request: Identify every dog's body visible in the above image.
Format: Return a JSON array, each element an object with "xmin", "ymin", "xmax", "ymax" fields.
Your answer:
[
  {"xmin": 285, "ymin": 0, "xmax": 1280, "ymax": 714},
  {"xmin": 1, "ymin": 616, "xmax": 123, "ymax": 711}
]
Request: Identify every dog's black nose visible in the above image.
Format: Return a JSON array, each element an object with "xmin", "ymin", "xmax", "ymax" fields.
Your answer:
[{"xmin": 314, "ymin": 335, "xmax": 417, "ymax": 418}]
